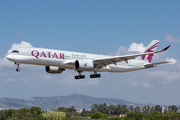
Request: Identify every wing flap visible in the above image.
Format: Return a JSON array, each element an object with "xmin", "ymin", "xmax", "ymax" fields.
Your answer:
[{"xmin": 144, "ymin": 61, "xmax": 171, "ymax": 67}]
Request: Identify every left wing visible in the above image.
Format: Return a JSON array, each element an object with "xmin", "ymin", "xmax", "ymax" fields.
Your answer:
[{"xmin": 93, "ymin": 45, "xmax": 171, "ymax": 68}]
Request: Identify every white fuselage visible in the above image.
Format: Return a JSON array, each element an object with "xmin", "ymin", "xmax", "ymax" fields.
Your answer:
[{"xmin": 7, "ymin": 47, "xmax": 148, "ymax": 73}]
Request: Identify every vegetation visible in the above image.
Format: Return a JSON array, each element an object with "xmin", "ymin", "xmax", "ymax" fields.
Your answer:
[
  {"xmin": 91, "ymin": 112, "xmax": 107, "ymax": 119},
  {"xmin": 0, "ymin": 104, "xmax": 180, "ymax": 120},
  {"xmin": 0, "ymin": 106, "xmax": 43, "ymax": 120},
  {"xmin": 42, "ymin": 111, "xmax": 66, "ymax": 120}
]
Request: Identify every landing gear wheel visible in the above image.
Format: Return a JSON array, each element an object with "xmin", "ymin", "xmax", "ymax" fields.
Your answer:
[
  {"xmin": 90, "ymin": 74, "xmax": 94, "ymax": 78},
  {"xmin": 97, "ymin": 74, "xmax": 101, "ymax": 78},
  {"xmin": 74, "ymin": 72, "xmax": 85, "ymax": 80},
  {"xmin": 16, "ymin": 68, "xmax": 20, "ymax": 72},
  {"xmin": 90, "ymin": 74, "xmax": 101, "ymax": 79},
  {"xmin": 14, "ymin": 62, "xmax": 20, "ymax": 72}
]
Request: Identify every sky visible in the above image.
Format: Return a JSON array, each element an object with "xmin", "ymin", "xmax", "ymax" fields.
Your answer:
[{"xmin": 0, "ymin": 0, "xmax": 180, "ymax": 106}]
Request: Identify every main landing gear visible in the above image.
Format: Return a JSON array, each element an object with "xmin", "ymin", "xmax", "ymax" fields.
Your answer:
[
  {"xmin": 75, "ymin": 72, "xmax": 85, "ymax": 80},
  {"xmin": 74, "ymin": 71, "xmax": 101, "ymax": 79},
  {"xmin": 14, "ymin": 62, "xmax": 20, "ymax": 72},
  {"xmin": 90, "ymin": 72, "xmax": 101, "ymax": 78},
  {"xmin": 90, "ymin": 74, "xmax": 101, "ymax": 78}
]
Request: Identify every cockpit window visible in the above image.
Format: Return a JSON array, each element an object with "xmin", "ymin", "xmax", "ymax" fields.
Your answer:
[{"xmin": 12, "ymin": 50, "xmax": 19, "ymax": 53}]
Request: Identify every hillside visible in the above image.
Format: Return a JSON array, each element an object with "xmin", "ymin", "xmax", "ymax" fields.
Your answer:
[{"xmin": 0, "ymin": 93, "xmax": 144, "ymax": 111}]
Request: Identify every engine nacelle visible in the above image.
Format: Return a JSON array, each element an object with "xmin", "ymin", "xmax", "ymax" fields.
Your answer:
[
  {"xmin": 45, "ymin": 66, "xmax": 65, "ymax": 74},
  {"xmin": 74, "ymin": 60, "xmax": 94, "ymax": 71}
]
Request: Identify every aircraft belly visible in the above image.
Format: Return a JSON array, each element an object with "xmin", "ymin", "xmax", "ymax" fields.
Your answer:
[{"xmin": 13, "ymin": 55, "xmax": 65, "ymax": 68}]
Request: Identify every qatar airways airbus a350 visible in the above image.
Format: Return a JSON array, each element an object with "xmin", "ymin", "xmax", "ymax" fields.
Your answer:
[{"xmin": 7, "ymin": 40, "xmax": 171, "ymax": 80}]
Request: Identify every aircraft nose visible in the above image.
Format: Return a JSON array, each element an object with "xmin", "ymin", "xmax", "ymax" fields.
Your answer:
[{"xmin": 6, "ymin": 54, "xmax": 14, "ymax": 60}]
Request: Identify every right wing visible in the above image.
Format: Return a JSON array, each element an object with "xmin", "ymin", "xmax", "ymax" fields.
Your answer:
[{"xmin": 93, "ymin": 45, "xmax": 171, "ymax": 69}]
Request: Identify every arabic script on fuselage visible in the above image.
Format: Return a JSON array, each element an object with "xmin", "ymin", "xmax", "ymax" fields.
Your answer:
[{"xmin": 72, "ymin": 53, "xmax": 86, "ymax": 58}]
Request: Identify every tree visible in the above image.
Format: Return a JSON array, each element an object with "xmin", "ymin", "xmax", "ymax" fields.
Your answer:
[
  {"xmin": 0, "ymin": 107, "xmax": 44, "ymax": 120},
  {"xmin": 81, "ymin": 108, "xmax": 87, "ymax": 116},
  {"xmin": 121, "ymin": 105, "xmax": 129, "ymax": 114},
  {"xmin": 164, "ymin": 105, "xmax": 168, "ymax": 114},
  {"xmin": 133, "ymin": 106, "xmax": 141, "ymax": 113},
  {"xmin": 102, "ymin": 103, "xmax": 108, "ymax": 114},
  {"xmin": 73, "ymin": 112, "xmax": 79, "ymax": 116},
  {"xmin": 19, "ymin": 108, "xmax": 31, "ymax": 115},
  {"xmin": 171, "ymin": 105, "xmax": 178, "ymax": 112},
  {"xmin": 56, "ymin": 106, "xmax": 76, "ymax": 118},
  {"xmin": 154, "ymin": 105, "xmax": 162, "ymax": 113},
  {"xmin": 142, "ymin": 105, "xmax": 151, "ymax": 114},
  {"xmin": 30, "ymin": 106, "xmax": 42, "ymax": 115},
  {"xmin": 57, "ymin": 107, "xmax": 66, "ymax": 112},
  {"xmin": 115, "ymin": 104, "xmax": 121, "ymax": 114},
  {"xmin": 130, "ymin": 105, "xmax": 133, "ymax": 112},
  {"xmin": 6, "ymin": 109, "xmax": 15, "ymax": 118},
  {"xmin": 67, "ymin": 106, "xmax": 76, "ymax": 113},
  {"xmin": 168, "ymin": 105, "xmax": 178, "ymax": 113},
  {"xmin": 150, "ymin": 106, "xmax": 155, "ymax": 113},
  {"xmin": 91, "ymin": 104, "xmax": 99, "ymax": 113},
  {"xmin": 66, "ymin": 111, "xmax": 72, "ymax": 118},
  {"xmin": 108, "ymin": 104, "xmax": 115, "ymax": 114}
]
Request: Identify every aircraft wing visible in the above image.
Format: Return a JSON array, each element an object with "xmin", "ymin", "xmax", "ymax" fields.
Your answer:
[
  {"xmin": 93, "ymin": 45, "xmax": 171, "ymax": 68},
  {"xmin": 144, "ymin": 61, "xmax": 171, "ymax": 67}
]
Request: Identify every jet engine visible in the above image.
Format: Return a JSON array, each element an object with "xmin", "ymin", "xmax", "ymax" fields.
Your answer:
[
  {"xmin": 45, "ymin": 66, "xmax": 65, "ymax": 74},
  {"xmin": 74, "ymin": 60, "xmax": 94, "ymax": 71}
]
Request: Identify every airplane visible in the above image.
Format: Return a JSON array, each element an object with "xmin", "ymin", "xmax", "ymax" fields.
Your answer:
[{"xmin": 6, "ymin": 40, "xmax": 171, "ymax": 80}]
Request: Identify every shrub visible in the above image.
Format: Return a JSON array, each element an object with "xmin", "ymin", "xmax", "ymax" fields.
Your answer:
[
  {"xmin": 146, "ymin": 111, "xmax": 162, "ymax": 120},
  {"xmin": 42, "ymin": 111, "xmax": 66, "ymax": 120},
  {"xmin": 91, "ymin": 112, "xmax": 107, "ymax": 119},
  {"xmin": 165, "ymin": 111, "xmax": 174, "ymax": 115},
  {"xmin": 126, "ymin": 112, "xmax": 143, "ymax": 120},
  {"xmin": 66, "ymin": 111, "xmax": 72, "ymax": 118},
  {"xmin": 150, "ymin": 111, "xmax": 161, "ymax": 115},
  {"xmin": 73, "ymin": 112, "xmax": 79, "ymax": 116},
  {"xmin": 30, "ymin": 106, "xmax": 42, "ymax": 115}
]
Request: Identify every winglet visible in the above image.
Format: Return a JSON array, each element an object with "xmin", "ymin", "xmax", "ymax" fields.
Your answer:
[{"xmin": 163, "ymin": 45, "xmax": 171, "ymax": 51}]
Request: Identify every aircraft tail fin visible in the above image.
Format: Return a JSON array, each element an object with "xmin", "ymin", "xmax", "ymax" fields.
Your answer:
[{"xmin": 138, "ymin": 40, "xmax": 159, "ymax": 63}]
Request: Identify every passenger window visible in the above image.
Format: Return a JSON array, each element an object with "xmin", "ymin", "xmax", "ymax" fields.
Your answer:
[{"xmin": 12, "ymin": 50, "xmax": 19, "ymax": 53}]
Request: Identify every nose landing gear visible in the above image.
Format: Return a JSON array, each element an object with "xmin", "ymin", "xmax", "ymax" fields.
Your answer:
[{"xmin": 14, "ymin": 62, "xmax": 20, "ymax": 72}]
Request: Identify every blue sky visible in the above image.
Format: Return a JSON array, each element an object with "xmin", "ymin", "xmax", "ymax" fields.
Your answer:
[{"xmin": 0, "ymin": 1, "xmax": 180, "ymax": 105}]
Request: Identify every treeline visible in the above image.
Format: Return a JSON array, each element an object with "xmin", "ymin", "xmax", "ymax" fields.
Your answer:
[
  {"xmin": 0, "ymin": 104, "xmax": 180, "ymax": 120},
  {"xmin": 0, "ymin": 106, "xmax": 43, "ymax": 120},
  {"xmin": 55, "ymin": 103, "xmax": 180, "ymax": 119}
]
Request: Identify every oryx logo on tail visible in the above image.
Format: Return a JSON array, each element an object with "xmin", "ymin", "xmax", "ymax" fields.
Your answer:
[{"xmin": 140, "ymin": 40, "xmax": 159, "ymax": 63}]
